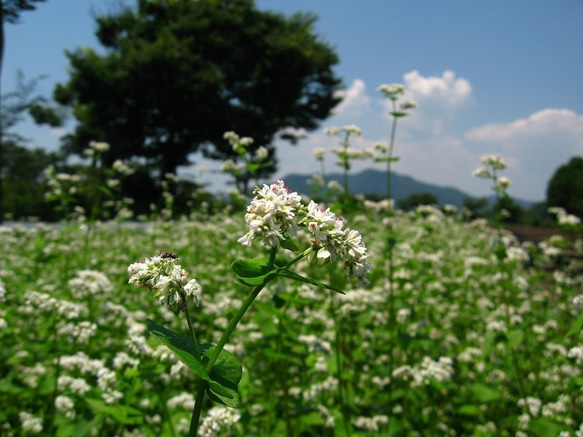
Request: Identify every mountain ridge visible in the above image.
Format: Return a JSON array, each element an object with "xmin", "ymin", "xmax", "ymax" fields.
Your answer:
[{"xmin": 280, "ymin": 169, "xmax": 537, "ymax": 209}]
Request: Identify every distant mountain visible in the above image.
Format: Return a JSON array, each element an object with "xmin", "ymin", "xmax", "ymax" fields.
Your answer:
[{"xmin": 281, "ymin": 169, "xmax": 537, "ymax": 209}]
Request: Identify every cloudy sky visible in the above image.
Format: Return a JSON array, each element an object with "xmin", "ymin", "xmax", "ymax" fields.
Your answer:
[{"xmin": 2, "ymin": 0, "xmax": 582, "ymax": 202}]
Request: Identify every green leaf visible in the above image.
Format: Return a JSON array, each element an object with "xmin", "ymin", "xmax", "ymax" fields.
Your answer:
[
  {"xmin": 374, "ymin": 156, "xmax": 400, "ymax": 163},
  {"xmin": 468, "ymin": 383, "xmax": 501, "ymax": 402},
  {"xmin": 529, "ymin": 417, "xmax": 571, "ymax": 437},
  {"xmin": 146, "ymin": 319, "xmax": 210, "ymax": 381},
  {"xmin": 84, "ymin": 399, "xmax": 143, "ymax": 425},
  {"xmin": 390, "ymin": 111, "xmax": 408, "ymax": 117},
  {"xmin": 202, "ymin": 345, "xmax": 242, "ymax": 408},
  {"xmin": 506, "ymin": 329, "xmax": 524, "ymax": 350},
  {"xmin": 276, "ymin": 269, "xmax": 345, "ymax": 294},
  {"xmin": 567, "ymin": 312, "xmax": 583, "ymax": 337},
  {"xmin": 147, "ymin": 320, "xmax": 243, "ymax": 408},
  {"xmin": 280, "ymin": 237, "xmax": 299, "ymax": 253},
  {"xmin": 231, "ymin": 257, "xmax": 277, "ymax": 286},
  {"xmin": 457, "ymin": 404, "xmax": 481, "ymax": 416}
]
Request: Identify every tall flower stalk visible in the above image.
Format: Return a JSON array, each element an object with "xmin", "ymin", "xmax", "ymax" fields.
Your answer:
[
  {"xmin": 376, "ymin": 83, "xmax": 416, "ymax": 427},
  {"xmin": 128, "ymin": 180, "xmax": 372, "ymax": 436}
]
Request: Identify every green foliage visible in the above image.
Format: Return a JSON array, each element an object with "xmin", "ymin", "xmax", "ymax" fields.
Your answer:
[
  {"xmin": 398, "ymin": 191, "xmax": 438, "ymax": 211},
  {"xmin": 547, "ymin": 156, "xmax": 583, "ymax": 218},
  {"xmin": 55, "ymin": 0, "xmax": 342, "ymax": 180},
  {"xmin": 1, "ymin": 0, "xmax": 46, "ymax": 24},
  {"xmin": 1, "ymin": 141, "xmax": 60, "ymax": 220},
  {"xmin": 0, "ymin": 209, "xmax": 582, "ymax": 435}
]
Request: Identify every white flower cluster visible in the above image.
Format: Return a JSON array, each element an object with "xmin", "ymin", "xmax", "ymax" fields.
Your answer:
[
  {"xmin": 548, "ymin": 207, "xmax": 581, "ymax": 226},
  {"xmin": 198, "ymin": 406, "xmax": 241, "ymax": 437},
  {"xmin": 68, "ymin": 270, "xmax": 113, "ymax": 299},
  {"xmin": 238, "ymin": 180, "xmax": 303, "ymax": 248},
  {"xmin": 324, "ymin": 124, "xmax": 362, "ymax": 137},
  {"xmin": 128, "ymin": 254, "xmax": 201, "ymax": 315},
  {"xmin": 392, "ymin": 356, "xmax": 455, "ymax": 387},
  {"xmin": 352, "ymin": 415, "xmax": 389, "ymax": 432},
  {"xmin": 238, "ymin": 181, "xmax": 372, "ymax": 284},
  {"xmin": 377, "ymin": 83, "xmax": 405, "ymax": 100},
  {"xmin": 472, "ymin": 154, "xmax": 508, "ymax": 179},
  {"xmin": 19, "ymin": 411, "xmax": 43, "ymax": 434}
]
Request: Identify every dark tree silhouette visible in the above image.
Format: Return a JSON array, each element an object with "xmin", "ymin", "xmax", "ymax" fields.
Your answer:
[
  {"xmin": 55, "ymin": 0, "xmax": 342, "ymax": 187},
  {"xmin": 547, "ymin": 156, "xmax": 583, "ymax": 218}
]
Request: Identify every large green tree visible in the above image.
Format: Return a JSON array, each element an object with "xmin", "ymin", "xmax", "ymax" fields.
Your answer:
[
  {"xmin": 547, "ymin": 156, "xmax": 583, "ymax": 218},
  {"xmin": 55, "ymin": 0, "xmax": 342, "ymax": 185},
  {"xmin": 0, "ymin": 0, "xmax": 48, "ymax": 222}
]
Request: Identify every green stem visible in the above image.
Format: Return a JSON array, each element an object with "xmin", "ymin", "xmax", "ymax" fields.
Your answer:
[
  {"xmin": 386, "ymin": 100, "xmax": 398, "ymax": 202},
  {"xmin": 189, "ymin": 381, "xmax": 207, "ymax": 437},
  {"xmin": 184, "ymin": 306, "xmax": 202, "ymax": 360}
]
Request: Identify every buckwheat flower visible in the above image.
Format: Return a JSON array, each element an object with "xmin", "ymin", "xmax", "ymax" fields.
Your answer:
[
  {"xmin": 374, "ymin": 141, "xmax": 388, "ymax": 153},
  {"xmin": 167, "ymin": 392, "xmax": 195, "ymax": 411},
  {"xmin": 256, "ymin": 146, "xmax": 268, "ymax": 161},
  {"xmin": 238, "ymin": 180, "xmax": 303, "ymax": 248},
  {"xmin": 55, "ymin": 395, "xmax": 76, "ymax": 419},
  {"xmin": 324, "ymin": 126, "xmax": 341, "ymax": 136},
  {"xmin": 301, "ymin": 201, "xmax": 372, "ymax": 285},
  {"xmin": 198, "ymin": 406, "xmax": 241, "ymax": 437},
  {"xmin": 400, "ymin": 99, "xmax": 417, "ymax": 110},
  {"xmin": 496, "ymin": 176, "xmax": 512, "ymax": 189},
  {"xmin": 313, "ymin": 147, "xmax": 327, "ymax": 161},
  {"xmin": 480, "ymin": 154, "xmax": 507, "ymax": 170},
  {"xmin": 128, "ymin": 255, "xmax": 201, "ymax": 315},
  {"xmin": 377, "ymin": 83, "xmax": 405, "ymax": 99},
  {"xmin": 472, "ymin": 166, "xmax": 492, "ymax": 179},
  {"xmin": 68, "ymin": 270, "xmax": 113, "ymax": 299},
  {"xmin": 19, "ymin": 412, "xmax": 43, "ymax": 434},
  {"xmin": 89, "ymin": 141, "xmax": 110, "ymax": 153}
]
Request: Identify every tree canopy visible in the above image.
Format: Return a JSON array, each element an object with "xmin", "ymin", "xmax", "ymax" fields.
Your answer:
[
  {"xmin": 547, "ymin": 156, "xmax": 583, "ymax": 218},
  {"xmin": 55, "ymin": 0, "xmax": 342, "ymax": 181}
]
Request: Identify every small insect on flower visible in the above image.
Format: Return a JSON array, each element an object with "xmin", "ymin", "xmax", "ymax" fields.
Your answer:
[{"xmin": 160, "ymin": 251, "xmax": 177, "ymax": 259}]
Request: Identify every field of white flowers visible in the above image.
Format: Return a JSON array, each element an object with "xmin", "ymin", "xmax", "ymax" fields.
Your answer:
[{"xmin": 1, "ymin": 198, "xmax": 582, "ymax": 436}]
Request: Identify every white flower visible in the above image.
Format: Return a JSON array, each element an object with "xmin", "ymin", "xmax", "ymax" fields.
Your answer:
[
  {"xmin": 238, "ymin": 180, "xmax": 303, "ymax": 248},
  {"xmin": 377, "ymin": 83, "xmax": 405, "ymax": 99},
  {"xmin": 128, "ymin": 254, "xmax": 201, "ymax": 315},
  {"xmin": 313, "ymin": 147, "xmax": 327, "ymax": 160},
  {"xmin": 496, "ymin": 176, "xmax": 512, "ymax": 189},
  {"xmin": 480, "ymin": 154, "xmax": 507, "ymax": 170},
  {"xmin": 89, "ymin": 141, "xmax": 110, "ymax": 153},
  {"xmin": 256, "ymin": 146, "xmax": 268, "ymax": 161},
  {"xmin": 472, "ymin": 166, "xmax": 491, "ymax": 179}
]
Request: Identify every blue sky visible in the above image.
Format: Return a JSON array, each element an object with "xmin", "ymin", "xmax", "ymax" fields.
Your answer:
[{"xmin": 3, "ymin": 0, "xmax": 582, "ymax": 202}]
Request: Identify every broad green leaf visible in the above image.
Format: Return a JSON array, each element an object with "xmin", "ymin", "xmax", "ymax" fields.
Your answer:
[
  {"xmin": 390, "ymin": 111, "xmax": 408, "ymax": 117},
  {"xmin": 506, "ymin": 329, "xmax": 524, "ymax": 350},
  {"xmin": 147, "ymin": 320, "xmax": 243, "ymax": 407},
  {"xmin": 146, "ymin": 319, "xmax": 210, "ymax": 381},
  {"xmin": 231, "ymin": 257, "xmax": 277, "ymax": 286},
  {"xmin": 529, "ymin": 417, "xmax": 570, "ymax": 437},
  {"xmin": 567, "ymin": 312, "xmax": 583, "ymax": 337},
  {"xmin": 84, "ymin": 398, "xmax": 143, "ymax": 425},
  {"xmin": 280, "ymin": 236, "xmax": 299, "ymax": 253},
  {"xmin": 468, "ymin": 383, "xmax": 501, "ymax": 402},
  {"xmin": 202, "ymin": 345, "xmax": 242, "ymax": 408},
  {"xmin": 457, "ymin": 405, "xmax": 481, "ymax": 416},
  {"xmin": 276, "ymin": 269, "xmax": 345, "ymax": 294}
]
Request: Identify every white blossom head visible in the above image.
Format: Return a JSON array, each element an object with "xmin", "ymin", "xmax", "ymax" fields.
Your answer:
[{"xmin": 128, "ymin": 253, "xmax": 201, "ymax": 315}]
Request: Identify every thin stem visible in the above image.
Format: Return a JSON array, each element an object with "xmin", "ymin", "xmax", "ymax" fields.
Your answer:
[
  {"xmin": 184, "ymin": 307, "xmax": 202, "ymax": 360},
  {"xmin": 189, "ymin": 381, "xmax": 207, "ymax": 437},
  {"xmin": 205, "ymin": 246, "xmax": 278, "ymax": 373}
]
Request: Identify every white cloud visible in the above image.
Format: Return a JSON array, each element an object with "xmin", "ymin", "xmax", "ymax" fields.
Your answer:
[
  {"xmin": 465, "ymin": 108, "xmax": 583, "ymax": 200},
  {"xmin": 331, "ymin": 78, "xmax": 371, "ymax": 119},
  {"xmin": 398, "ymin": 70, "xmax": 474, "ymax": 136}
]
